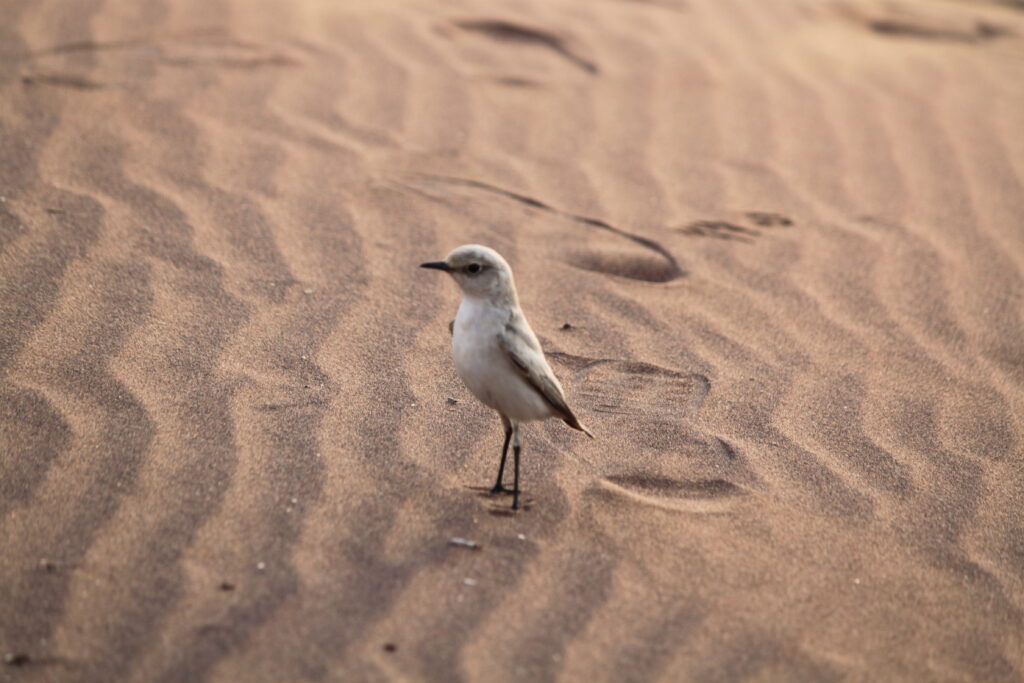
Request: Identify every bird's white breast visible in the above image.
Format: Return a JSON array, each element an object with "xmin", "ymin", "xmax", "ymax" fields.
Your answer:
[{"xmin": 451, "ymin": 297, "xmax": 552, "ymax": 422}]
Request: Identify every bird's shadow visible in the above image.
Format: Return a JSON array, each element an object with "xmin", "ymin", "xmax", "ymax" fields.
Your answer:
[{"xmin": 464, "ymin": 485, "xmax": 533, "ymax": 514}]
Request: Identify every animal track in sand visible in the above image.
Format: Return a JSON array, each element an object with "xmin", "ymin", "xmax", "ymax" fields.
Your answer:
[
  {"xmin": 488, "ymin": 76, "xmax": 543, "ymax": 88},
  {"xmin": 567, "ymin": 251, "xmax": 682, "ymax": 283},
  {"xmin": 569, "ymin": 358, "xmax": 710, "ymax": 421},
  {"xmin": 678, "ymin": 212, "xmax": 794, "ymax": 243},
  {"xmin": 838, "ymin": 3, "xmax": 1012, "ymax": 43},
  {"xmin": 406, "ymin": 175, "xmax": 684, "ymax": 283},
  {"xmin": 616, "ymin": 0, "xmax": 687, "ymax": 11},
  {"xmin": 867, "ymin": 18, "xmax": 1008, "ymax": 41},
  {"xmin": 546, "ymin": 354, "xmax": 759, "ymax": 511},
  {"xmin": 598, "ymin": 475, "xmax": 747, "ymax": 512},
  {"xmin": 21, "ymin": 74, "xmax": 104, "ymax": 90},
  {"xmin": 452, "ymin": 20, "xmax": 598, "ymax": 74},
  {"xmin": 745, "ymin": 212, "xmax": 793, "ymax": 227},
  {"xmin": 27, "ymin": 33, "xmax": 300, "ymax": 70},
  {"xmin": 678, "ymin": 221, "xmax": 758, "ymax": 243}
]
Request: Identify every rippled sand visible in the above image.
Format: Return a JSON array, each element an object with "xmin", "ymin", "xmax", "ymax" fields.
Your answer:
[{"xmin": 2, "ymin": 0, "xmax": 1023, "ymax": 680}]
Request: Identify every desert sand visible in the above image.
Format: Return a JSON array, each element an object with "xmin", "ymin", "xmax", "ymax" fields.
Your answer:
[{"xmin": 2, "ymin": 0, "xmax": 1024, "ymax": 680}]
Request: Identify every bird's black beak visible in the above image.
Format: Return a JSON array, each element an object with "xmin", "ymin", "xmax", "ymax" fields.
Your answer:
[{"xmin": 420, "ymin": 261, "xmax": 451, "ymax": 272}]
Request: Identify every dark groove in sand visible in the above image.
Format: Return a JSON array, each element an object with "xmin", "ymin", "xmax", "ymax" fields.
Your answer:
[
  {"xmin": 415, "ymin": 175, "xmax": 684, "ymax": 281},
  {"xmin": 454, "ymin": 20, "xmax": 598, "ymax": 74}
]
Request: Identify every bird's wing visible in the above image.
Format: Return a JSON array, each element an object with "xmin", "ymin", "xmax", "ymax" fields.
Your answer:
[{"xmin": 497, "ymin": 324, "xmax": 594, "ymax": 437}]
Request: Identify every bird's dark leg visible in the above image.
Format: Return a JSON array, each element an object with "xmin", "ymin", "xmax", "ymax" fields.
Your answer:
[
  {"xmin": 512, "ymin": 423, "xmax": 521, "ymax": 511},
  {"xmin": 490, "ymin": 417, "xmax": 513, "ymax": 495}
]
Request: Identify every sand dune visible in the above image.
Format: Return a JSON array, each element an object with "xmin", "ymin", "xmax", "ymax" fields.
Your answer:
[{"xmin": 2, "ymin": 0, "xmax": 1023, "ymax": 680}]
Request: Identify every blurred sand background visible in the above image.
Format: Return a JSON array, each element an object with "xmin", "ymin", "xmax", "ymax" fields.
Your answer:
[{"xmin": 2, "ymin": 0, "xmax": 1024, "ymax": 680}]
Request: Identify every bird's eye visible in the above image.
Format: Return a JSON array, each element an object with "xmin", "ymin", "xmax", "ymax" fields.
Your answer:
[{"xmin": 466, "ymin": 263, "xmax": 481, "ymax": 274}]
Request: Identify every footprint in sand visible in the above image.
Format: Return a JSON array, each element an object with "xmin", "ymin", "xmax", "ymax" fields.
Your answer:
[
  {"xmin": 21, "ymin": 74, "xmax": 105, "ymax": 90},
  {"xmin": 678, "ymin": 212, "xmax": 794, "ymax": 243},
  {"xmin": 398, "ymin": 175, "xmax": 685, "ymax": 283},
  {"xmin": 451, "ymin": 19, "xmax": 598, "ymax": 74},
  {"xmin": 29, "ymin": 33, "xmax": 300, "ymax": 71},
  {"xmin": 599, "ymin": 474, "xmax": 747, "ymax": 513},
  {"xmin": 865, "ymin": 17, "xmax": 1008, "ymax": 43},
  {"xmin": 678, "ymin": 220, "xmax": 758, "ymax": 243},
  {"xmin": 745, "ymin": 211, "xmax": 793, "ymax": 227},
  {"xmin": 567, "ymin": 247, "xmax": 682, "ymax": 283},
  {"xmin": 547, "ymin": 354, "xmax": 760, "ymax": 512},
  {"xmin": 837, "ymin": 2, "xmax": 1010, "ymax": 44}
]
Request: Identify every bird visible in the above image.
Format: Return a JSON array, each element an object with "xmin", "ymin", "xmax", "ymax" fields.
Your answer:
[{"xmin": 421, "ymin": 244, "xmax": 593, "ymax": 511}]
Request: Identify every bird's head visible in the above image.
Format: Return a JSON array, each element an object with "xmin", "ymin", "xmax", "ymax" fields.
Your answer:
[{"xmin": 420, "ymin": 244, "xmax": 517, "ymax": 303}]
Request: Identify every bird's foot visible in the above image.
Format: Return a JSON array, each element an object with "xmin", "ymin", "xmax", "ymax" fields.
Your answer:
[{"xmin": 490, "ymin": 483, "xmax": 513, "ymax": 496}]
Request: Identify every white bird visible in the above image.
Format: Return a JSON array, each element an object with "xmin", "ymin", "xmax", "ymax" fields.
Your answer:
[{"xmin": 421, "ymin": 245, "xmax": 593, "ymax": 510}]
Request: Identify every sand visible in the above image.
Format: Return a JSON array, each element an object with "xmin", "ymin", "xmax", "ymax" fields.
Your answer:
[{"xmin": 2, "ymin": 0, "xmax": 1024, "ymax": 680}]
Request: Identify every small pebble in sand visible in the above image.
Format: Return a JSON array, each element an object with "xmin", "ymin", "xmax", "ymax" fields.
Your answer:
[
  {"xmin": 4, "ymin": 653, "xmax": 30, "ymax": 666},
  {"xmin": 383, "ymin": 643, "xmax": 397, "ymax": 653},
  {"xmin": 256, "ymin": 562, "xmax": 266, "ymax": 572},
  {"xmin": 560, "ymin": 322, "xmax": 573, "ymax": 330},
  {"xmin": 463, "ymin": 578, "xmax": 477, "ymax": 586},
  {"xmin": 303, "ymin": 289, "xmax": 313, "ymax": 295},
  {"xmin": 446, "ymin": 397, "xmax": 458, "ymax": 405},
  {"xmin": 219, "ymin": 581, "xmax": 235, "ymax": 591},
  {"xmin": 449, "ymin": 537, "xmax": 480, "ymax": 550},
  {"xmin": 517, "ymin": 534, "xmax": 526, "ymax": 541}
]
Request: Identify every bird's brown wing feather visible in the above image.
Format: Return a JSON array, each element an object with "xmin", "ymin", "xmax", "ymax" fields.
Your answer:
[{"xmin": 497, "ymin": 328, "xmax": 594, "ymax": 437}]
